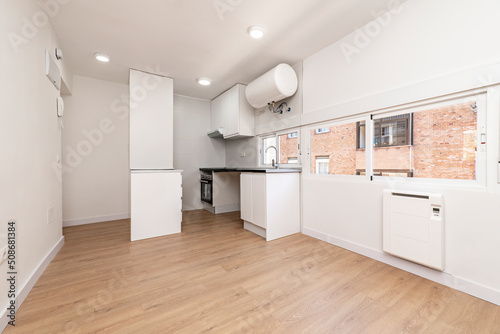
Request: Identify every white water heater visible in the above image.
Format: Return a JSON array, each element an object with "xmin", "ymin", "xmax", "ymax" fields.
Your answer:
[{"xmin": 245, "ymin": 63, "xmax": 298, "ymax": 109}]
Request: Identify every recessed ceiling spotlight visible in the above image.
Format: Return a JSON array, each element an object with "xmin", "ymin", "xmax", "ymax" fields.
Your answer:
[
  {"xmin": 248, "ymin": 25, "xmax": 265, "ymax": 39},
  {"xmin": 197, "ymin": 78, "xmax": 211, "ymax": 86},
  {"xmin": 94, "ymin": 53, "xmax": 110, "ymax": 62}
]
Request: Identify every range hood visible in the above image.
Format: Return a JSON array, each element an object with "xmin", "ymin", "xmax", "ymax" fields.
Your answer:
[{"xmin": 207, "ymin": 127, "xmax": 224, "ymax": 138}]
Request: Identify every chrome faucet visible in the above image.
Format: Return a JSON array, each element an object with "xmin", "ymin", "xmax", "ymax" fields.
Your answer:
[{"xmin": 265, "ymin": 145, "xmax": 279, "ymax": 168}]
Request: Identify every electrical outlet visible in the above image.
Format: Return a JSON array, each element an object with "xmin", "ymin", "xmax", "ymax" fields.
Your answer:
[
  {"xmin": 240, "ymin": 152, "xmax": 246, "ymax": 158},
  {"xmin": 0, "ymin": 246, "xmax": 7, "ymax": 265}
]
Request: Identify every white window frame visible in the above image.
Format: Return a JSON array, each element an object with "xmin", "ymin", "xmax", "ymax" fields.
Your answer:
[
  {"xmin": 259, "ymin": 128, "xmax": 301, "ymax": 167},
  {"xmin": 370, "ymin": 92, "xmax": 487, "ymax": 188},
  {"xmin": 303, "ymin": 88, "xmax": 492, "ymax": 190}
]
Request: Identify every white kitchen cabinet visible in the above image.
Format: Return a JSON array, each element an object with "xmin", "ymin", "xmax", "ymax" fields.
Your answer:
[
  {"xmin": 240, "ymin": 172, "xmax": 300, "ymax": 241},
  {"xmin": 129, "ymin": 69, "xmax": 174, "ymax": 169},
  {"xmin": 131, "ymin": 171, "xmax": 182, "ymax": 241},
  {"xmin": 210, "ymin": 84, "xmax": 254, "ymax": 139}
]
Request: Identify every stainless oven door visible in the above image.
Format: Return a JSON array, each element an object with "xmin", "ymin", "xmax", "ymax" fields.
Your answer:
[{"xmin": 200, "ymin": 179, "xmax": 212, "ymax": 205}]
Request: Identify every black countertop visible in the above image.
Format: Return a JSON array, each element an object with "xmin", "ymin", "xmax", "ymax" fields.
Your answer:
[{"xmin": 199, "ymin": 167, "xmax": 301, "ymax": 173}]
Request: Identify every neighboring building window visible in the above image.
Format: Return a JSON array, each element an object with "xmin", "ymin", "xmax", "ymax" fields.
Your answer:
[
  {"xmin": 373, "ymin": 113, "xmax": 411, "ymax": 147},
  {"xmin": 315, "ymin": 156, "xmax": 329, "ymax": 174},
  {"xmin": 315, "ymin": 127, "xmax": 329, "ymax": 134},
  {"xmin": 287, "ymin": 132, "xmax": 298, "ymax": 139},
  {"xmin": 288, "ymin": 157, "xmax": 298, "ymax": 164}
]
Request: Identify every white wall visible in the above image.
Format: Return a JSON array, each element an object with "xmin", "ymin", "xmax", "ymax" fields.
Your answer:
[
  {"xmin": 225, "ymin": 137, "xmax": 259, "ymax": 168},
  {"xmin": 62, "ymin": 76, "xmax": 130, "ymax": 226},
  {"xmin": 173, "ymin": 95, "xmax": 226, "ymax": 210},
  {"xmin": 0, "ymin": 0, "xmax": 70, "ymax": 329},
  {"xmin": 300, "ymin": 0, "xmax": 500, "ymax": 304},
  {"xmin": 303, "ymin": 0, "xmax": 500, "ymax": 116}
]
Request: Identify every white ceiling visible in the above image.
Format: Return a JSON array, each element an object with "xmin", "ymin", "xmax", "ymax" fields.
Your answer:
[{"xmin": 50, "ymin": 0, "xmax": 401, "ymax": 100}]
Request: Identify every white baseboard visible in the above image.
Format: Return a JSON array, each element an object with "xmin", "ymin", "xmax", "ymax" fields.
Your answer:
[
  {"xmin": 202, "ymin": 203, "xmax": 240, "ymax": 215},
  {"xmin": 0, "ymin": 236, "xmax": 64, "ymax": 331},
  {"xmin": 63, "ymin": 213, "xmax": 130, "ymax": 227},
  {"xmin": 302, "ymin": 227, "xmax": 500, "ymax": 306},
  {"xmin": 244, "ymin": 221, "xmax": 266, "ymax": 239},
  {"xmin": 214, "ymin": 204, "xmax": 240, "ymax": 214}
]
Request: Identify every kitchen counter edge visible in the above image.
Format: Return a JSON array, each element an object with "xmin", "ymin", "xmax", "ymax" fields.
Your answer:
[{"xmin": 199, "ymin": 167, "xmax": 301, "ymax": 173}]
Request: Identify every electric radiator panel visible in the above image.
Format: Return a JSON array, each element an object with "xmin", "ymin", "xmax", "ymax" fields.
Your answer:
[{"xmin": 383, "ymin": 190, "xmax": 444, "ymax": 271}]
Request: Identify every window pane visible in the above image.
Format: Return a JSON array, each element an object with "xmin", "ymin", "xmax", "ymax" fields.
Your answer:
[
  {"xmin": 279, "ymin": 132, "xmax": 299, "ymax": 164},
  {"xmin": 311, "ymin": 122, "xmax": 360, "ymax": 175},
  {"xmin": 373, "ymin": 101, "xmax": 477, "ymax": 180},
  {"xmin": 262, "ymin": 136, "xmax": 277, "ymax": 165}
]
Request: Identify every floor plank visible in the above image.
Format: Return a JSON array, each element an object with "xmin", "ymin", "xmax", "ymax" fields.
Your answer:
[{"xmin": 5, "ymin": 210, "xmax": 500, "ymax": 333}]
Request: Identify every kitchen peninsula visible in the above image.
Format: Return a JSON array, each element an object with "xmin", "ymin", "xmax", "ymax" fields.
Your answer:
[{"xmin": 199, "ymin": 167, "xmax": 301, "ymax": 241}]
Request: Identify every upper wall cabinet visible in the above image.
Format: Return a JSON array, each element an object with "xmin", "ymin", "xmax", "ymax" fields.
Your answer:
[{"xmin": 210, "ymin": 84, "xmax": 255, "ymax": 139}]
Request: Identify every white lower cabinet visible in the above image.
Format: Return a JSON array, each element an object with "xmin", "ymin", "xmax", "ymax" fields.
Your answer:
[
  {"xmin": 131, "ymin": 171, "xmax": 182, "ymax": 241},
  {"xmin": 240, "ymin": 172, "xmax": 300, "ymax": 241}
]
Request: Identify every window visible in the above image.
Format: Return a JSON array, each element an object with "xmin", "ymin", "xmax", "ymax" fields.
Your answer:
[
  {"xmin": 260, "ymin": 130, "xmax": 300, "ymax": 166},
  {"xmin": 315, "ymin": 127, "xmax": 329, "ymax": 134},
  {"xmin": 315, "ymin": 156, "xmax": 329, "ymax": 174},
  {"xmin": 309, "ymin": 95, "xmax": 484, "ymax": 183},
  {"xmin": 371, "ymin": 100, "xmax": 479, "ymax": 180},
  {"xmin": 310, "ymin": 122, "xmax": 361, "ymax": 175}
]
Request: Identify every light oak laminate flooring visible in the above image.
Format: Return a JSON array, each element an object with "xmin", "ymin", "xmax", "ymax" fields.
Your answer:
[{"xmin": 6, "ymin": 210, "xmax": 500, "ymax": 333}]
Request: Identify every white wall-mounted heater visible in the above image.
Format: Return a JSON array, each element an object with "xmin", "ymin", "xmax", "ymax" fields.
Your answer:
[{"xmin": 383, "ymin": 190, "xmax": 444, "ymax": 271}]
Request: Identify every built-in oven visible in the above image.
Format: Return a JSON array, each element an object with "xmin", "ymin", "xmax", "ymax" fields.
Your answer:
[{"xmin": 200, "ymin": 172, "xmax": 213, "ymax": 205}]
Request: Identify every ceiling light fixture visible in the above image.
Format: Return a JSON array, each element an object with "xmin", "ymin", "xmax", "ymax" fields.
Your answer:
[
  {"xmin": 94, "ymin": 53, "xmax": 110, "ymax": 62},
  {"xmin": 197, "ymin": 78, "xmax": 211, "ymax": 86},
  {"xmin": 248, "ymin": 25, "xmax": 265, "ymax": 39}
]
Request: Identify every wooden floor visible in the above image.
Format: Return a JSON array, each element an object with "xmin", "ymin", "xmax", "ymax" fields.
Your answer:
[{"xmin": 7, "ymin": 210, "xmax": 500, "ymax": 333}]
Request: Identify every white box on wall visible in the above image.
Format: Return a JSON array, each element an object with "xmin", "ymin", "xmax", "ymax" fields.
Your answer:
[
  {"xmin": 45, "ymin": 50, "xmax": 61, "ymax": 90},
  {"xmin": 383, "ymin": 189, "xmax": 444, "ymax": 271}
]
